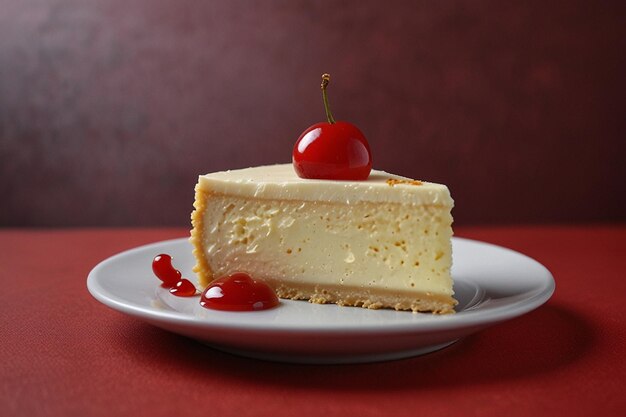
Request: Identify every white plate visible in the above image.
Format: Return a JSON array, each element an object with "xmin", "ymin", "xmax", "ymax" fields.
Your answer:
[{"xmin": 87, "ymin": 237, "xmax": 554, "ymax": 364}]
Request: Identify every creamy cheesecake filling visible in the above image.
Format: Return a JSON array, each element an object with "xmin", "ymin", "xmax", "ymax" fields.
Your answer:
[{"xmin": 191, "ymin": 189, "xmax": 455, "ymax": 313}]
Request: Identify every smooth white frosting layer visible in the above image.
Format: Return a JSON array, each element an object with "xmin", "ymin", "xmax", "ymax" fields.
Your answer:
[{"xmin": 197, "ymin": 164, "xmax": 453, "ymax": 207}]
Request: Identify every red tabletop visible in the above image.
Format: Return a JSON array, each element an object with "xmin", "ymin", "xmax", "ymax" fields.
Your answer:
[{"xmin": 1, "ymin": 226, "xmax": 624, "ymax": 417}]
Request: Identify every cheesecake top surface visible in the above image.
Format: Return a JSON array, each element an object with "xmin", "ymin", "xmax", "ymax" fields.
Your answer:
[{"xmin": 197, "ymin": 164, "xmax": 453, "ymax": 206}]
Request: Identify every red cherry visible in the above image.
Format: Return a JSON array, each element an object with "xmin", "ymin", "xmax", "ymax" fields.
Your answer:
[
  {"xmin": 169, "ymin": 278, "xmax": 197, "ymax": 297},
  {"xmin": 292, "ymin": 74, "xmax": 372, "ymax": 180},
  {"xmin": 152, "ymin": 254, "xmax": 182, "ymax": 287},
  {"xmin": 200, "ymin": 272, "xmax": 279, "ymax": 311},
  {"xmin": 293, "ymin": 121, "xmax": 372, "ymax": 180}
]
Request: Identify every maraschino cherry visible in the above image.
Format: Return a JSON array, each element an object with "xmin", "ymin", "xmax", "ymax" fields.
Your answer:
[{"xmin": 293, "ymin": 74, "xmax": 372, "ymax": 180}]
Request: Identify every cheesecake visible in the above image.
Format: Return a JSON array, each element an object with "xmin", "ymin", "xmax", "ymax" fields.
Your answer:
[{"xmin": 190, "ymin": 164, "xmax": 456, "ymax": 313}]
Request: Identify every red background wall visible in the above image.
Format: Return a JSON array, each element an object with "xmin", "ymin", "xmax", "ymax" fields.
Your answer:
[{"xmin": 1, "ymin": 0, "xmax": 624, "ymax": 227}]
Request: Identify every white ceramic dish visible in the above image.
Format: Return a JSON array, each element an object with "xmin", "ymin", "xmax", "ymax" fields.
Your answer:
[{"xmin": 87, "ymin": 237, "xmax": 554, "ymax": 364}]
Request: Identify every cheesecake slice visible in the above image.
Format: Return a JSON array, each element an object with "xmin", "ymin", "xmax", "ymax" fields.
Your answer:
[{"xmin": 190, "ymin": 164, "xmax": 456, "ymax": 313}]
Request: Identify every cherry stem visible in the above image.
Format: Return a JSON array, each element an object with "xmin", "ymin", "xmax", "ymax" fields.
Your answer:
[{"xmin": 321, "ymin": 73, "xmax": 336, "ymax": 124}]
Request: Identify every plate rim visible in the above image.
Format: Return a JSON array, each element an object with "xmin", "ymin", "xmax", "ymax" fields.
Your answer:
[{"xmin": 87, "ymin": 237, "xmax": 555, "ymax": 335}]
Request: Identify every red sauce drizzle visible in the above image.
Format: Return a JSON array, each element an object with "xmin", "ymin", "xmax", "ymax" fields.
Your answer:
[
  {"xmin": 152, "ymin": 255, "xmax": 277, "ymax": 306},
  {"xmin": 169, "ymin": 278, "xmax": 197, "ymax": 297},
  {"xmin": 200, "ymin": 272, "xmax": 279, "ymax": 311},
  {"xmin": 152, "ymin": 254, "xmax": 196, "ymax": 297},
  {"xmin": 152, "ymin": 254, "xmax": 181, "ymax": 286}
]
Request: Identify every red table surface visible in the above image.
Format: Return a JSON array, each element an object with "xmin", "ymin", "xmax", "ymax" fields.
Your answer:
[{"xmin": 1, "ymin": 226, "xmax": 625, "ymax": 417}]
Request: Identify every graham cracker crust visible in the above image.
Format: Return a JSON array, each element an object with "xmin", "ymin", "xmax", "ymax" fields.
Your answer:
[{"xmin": 267, "ymin": 279, "xmax": 456, "ymax": 314}]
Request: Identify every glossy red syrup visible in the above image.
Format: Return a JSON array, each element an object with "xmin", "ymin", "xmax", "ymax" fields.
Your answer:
[
  {"xmin": 169, "ymin": 278, "xmax": 197, "ymax": 297},
  {"xmin": 152, "ymin": 254, "xmax": 181, "ymax": 287},
  {"xmin": 200, "ymin": 272, "xmax": 279, "ymax": 311}
]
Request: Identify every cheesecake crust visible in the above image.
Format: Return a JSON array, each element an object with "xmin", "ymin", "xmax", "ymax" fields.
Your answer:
[
  {"xmin": 190, "ymin": 186, "xmax": 214, "ymax": 284},
  {"xmin": 268, "ymin": 280, "xmax": 456, "ymax": 314}
]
